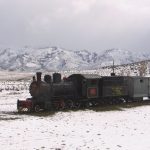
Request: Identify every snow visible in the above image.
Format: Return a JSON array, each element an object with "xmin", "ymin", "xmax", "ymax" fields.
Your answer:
[
  {"xmin": 0, "ymin": 69, "xmax": 150, "ymax": 150},
  {"xmin": 0, "ymin": 47, "xmax": 149, "ymax": 71},
  {"xmin": 1, "ymin": 88, "xmax": 150, "ymax": 150}
]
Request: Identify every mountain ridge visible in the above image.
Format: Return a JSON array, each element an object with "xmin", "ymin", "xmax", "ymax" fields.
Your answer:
[{"xmin": 0, "ymin": 47, "xmax": 149, "ymax": 72}]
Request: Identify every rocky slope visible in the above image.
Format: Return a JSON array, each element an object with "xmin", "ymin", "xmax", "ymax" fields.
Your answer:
[{"xmin": 0, "ymin": 47, "xmax": 149, "ymax": 71}]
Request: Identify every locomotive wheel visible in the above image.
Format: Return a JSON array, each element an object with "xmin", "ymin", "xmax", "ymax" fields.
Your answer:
[
  {"xmin": 92, "ymin": 101, "xmax": 98, "ymax": 107},
  {"xmin": 74, "ymin": 102, "xmax": 81, "ymax": 109},
  {"xmin": 54, "ymin": 103, "xmax": 60, "ymax": 110},
  {"xmin": 34, "ymin": 105, "xmax": 41, "ymax": 112},
  {"xmin": 54, "ymin": 100, "xmax": 65, "ymax": 110},
  {"xmin": 66, "ymin": 100, "xmax": 74, "ymax": 109},
  {"xmin": 84, "ymin": 102, "xmax": 92, "ymax": 108},
  {"xmin": 59, "ymin": 100, "xmax": 65, "ymax": 110}
]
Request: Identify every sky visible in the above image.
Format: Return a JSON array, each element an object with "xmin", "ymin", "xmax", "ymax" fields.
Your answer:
[{"xmin": 0, "ymin": 0, "xmax": 150, "ymax": 52}]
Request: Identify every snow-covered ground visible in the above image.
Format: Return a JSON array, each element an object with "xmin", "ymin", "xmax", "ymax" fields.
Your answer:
[{"xmin": 1, "ymin": 87, "xmax": 150, "ymax": 150}]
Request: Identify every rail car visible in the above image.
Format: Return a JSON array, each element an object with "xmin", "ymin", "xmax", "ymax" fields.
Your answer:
[{"xmin": 17, "ymin": 72, "xmax": 150, "ymax": 112}]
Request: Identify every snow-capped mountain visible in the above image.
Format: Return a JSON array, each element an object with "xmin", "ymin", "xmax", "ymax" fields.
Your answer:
[
  {"xmin": 94, "ymin": 49, "xmax": 150, "ymax": 67},
  {"xmin": 0, "ymin": 47, "xmax": 149, "ymax": 71}
]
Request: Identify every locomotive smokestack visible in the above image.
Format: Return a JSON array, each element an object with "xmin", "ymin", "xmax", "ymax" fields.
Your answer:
[
  {"xmin": 33, "ymin": 76, "xmax": 36, "ymax": 81},
  {"xmin": 36, "ymin": 72, "xmax": 42, "ymax": 82}
]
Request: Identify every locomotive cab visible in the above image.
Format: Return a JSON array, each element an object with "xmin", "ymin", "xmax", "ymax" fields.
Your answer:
[{"xmin": 68, "ymin": 74, "xmax": 101, "ymax": 99}]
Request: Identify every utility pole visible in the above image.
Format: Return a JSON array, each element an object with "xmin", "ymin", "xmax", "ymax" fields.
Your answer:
[{"xmin": 111, "ymin": 59, "xmax": 115, "ymax": 76}]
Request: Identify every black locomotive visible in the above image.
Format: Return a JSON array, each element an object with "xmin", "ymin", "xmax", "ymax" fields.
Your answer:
[{"xmin": 17, "ymin": 72, "xmax": 150, "ymax": 112}]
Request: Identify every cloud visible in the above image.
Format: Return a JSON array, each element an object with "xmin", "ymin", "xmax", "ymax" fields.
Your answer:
[{"xmin": 0, "ymin": 0, "xmax": 150, "ymax": 52}]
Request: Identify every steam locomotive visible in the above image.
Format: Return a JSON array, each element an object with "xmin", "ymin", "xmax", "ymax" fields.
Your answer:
[{"xmin": 17, "ymin": 72, "xmax": 150, "ymax": 112}]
